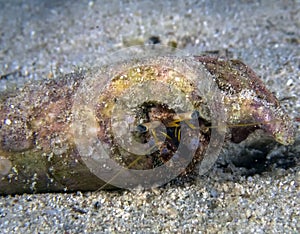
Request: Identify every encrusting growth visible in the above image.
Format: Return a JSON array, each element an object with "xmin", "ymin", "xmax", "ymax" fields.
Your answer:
[{"xmin": 0, "ymin": 55, "xmax": 295, "ymax": 195}]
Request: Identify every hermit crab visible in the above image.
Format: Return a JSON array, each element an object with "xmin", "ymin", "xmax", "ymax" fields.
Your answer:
[{"xmin": 0, "ymin": 46, "xmax": 295, "ymax": 194}]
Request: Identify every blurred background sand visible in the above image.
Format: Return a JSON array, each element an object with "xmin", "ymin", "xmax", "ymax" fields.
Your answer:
[{"xmin": 0, "ymin": 0, "xmax": 299, "ymax": 233}]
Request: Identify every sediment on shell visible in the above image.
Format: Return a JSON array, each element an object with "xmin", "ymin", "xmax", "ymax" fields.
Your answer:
[{"xmin": 0, "ymin": 56, "xmax": 295, "ymax": 195}]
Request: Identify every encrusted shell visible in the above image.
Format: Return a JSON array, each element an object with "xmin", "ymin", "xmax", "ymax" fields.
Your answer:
[
  {"xmin": 194, "ymin": 56, "xmax": 294, "ymax": 145},
  {"xmin": 0, "ymin": 49, "xmax": 295, "ymax": 194}
]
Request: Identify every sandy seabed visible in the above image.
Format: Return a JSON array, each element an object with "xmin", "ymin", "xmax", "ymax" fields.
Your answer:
[{"xmin": 0, "ymin": 0, "xmax": 299, "ymax": 233}]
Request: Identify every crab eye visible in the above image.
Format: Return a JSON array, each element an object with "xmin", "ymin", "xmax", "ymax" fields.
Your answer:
[{"xmin": 136, "ymin": 124, "xmax": 148, "ymax": 133}]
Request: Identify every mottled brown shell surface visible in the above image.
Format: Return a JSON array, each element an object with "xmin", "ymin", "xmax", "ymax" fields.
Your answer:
[
  {"xmin": 0, "ymin": 56, "xmax": 295, "ymax": 195},
  {"xmin": 195, "ymin": 56, "xmax": 294, "ymax": 145}
]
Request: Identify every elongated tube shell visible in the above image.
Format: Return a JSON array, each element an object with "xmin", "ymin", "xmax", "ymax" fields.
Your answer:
[{"xmin": 0, "ymin": 56, "xmax": 294, "ymax": 195}]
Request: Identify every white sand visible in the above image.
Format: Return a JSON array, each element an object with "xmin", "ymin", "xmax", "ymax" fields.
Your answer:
[{"xmin": 0, "ymin": 0, "xmax": 299, "ymax": 233}]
